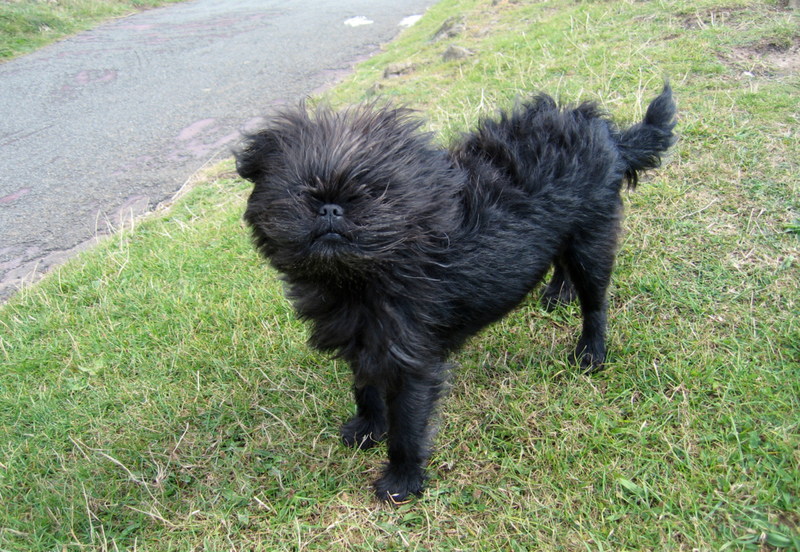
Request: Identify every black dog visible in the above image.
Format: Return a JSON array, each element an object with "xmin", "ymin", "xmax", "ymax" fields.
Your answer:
[{"xmin": 235, "ymin": 84, "xmax": 676, "ymax": 502}]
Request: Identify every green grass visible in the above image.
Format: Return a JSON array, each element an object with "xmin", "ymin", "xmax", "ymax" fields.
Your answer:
[
  {"xmin": 2, "ymin": 0, "xmax": 799, "ymax": 549},
  {"xmin": 0, "ymin": 0, "xmax": 188, "ymax": 62}
]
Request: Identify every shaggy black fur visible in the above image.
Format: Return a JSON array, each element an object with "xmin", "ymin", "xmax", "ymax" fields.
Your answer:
[{"xmin": 235, "ymin": 84, "xmax": 676, "ymax": 503}]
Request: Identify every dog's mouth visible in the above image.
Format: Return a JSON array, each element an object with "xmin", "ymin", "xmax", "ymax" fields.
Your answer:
[
  {"xmin": 309, "ymin": 230, "xmax": 356, "ymax": 257},
  {"xmin": 316, "ymin": 231, "xmax": 350, "ymax": 244}
]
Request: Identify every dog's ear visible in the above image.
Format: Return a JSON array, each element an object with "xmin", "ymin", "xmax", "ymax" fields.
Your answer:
[{"xmin": 234, "ymin": 128, "xmax": 283, "ymax": 183}]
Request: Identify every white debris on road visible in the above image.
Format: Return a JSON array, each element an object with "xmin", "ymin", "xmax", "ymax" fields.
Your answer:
[{"xmin": 344, "ymin": 16, "xmax": 374, "ymax": 26}]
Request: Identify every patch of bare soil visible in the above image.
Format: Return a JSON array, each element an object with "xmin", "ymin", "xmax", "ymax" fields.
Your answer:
[
  {"xmin": 719, "ymin": 38, "xmax": 800, "ymax": 78},
  {"xmin": 757, "ymin": 39, "xmax": 800, "ymax": 74}
]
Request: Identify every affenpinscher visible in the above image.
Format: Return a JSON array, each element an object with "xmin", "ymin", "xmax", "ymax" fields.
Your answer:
[{"xmin": 235, "ymin": 84, "xmax": 676, "ymax": 502}]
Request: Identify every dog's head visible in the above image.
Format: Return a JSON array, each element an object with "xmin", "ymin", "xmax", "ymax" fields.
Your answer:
[{"xmin": 236, "ymin": 102, "xmax": 460, "ymax": 284}]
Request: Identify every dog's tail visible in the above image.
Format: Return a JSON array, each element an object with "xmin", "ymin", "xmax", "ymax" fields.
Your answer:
[{"xmin": 616, "ymin": 83, "xmax": 677, "ymax": 188}]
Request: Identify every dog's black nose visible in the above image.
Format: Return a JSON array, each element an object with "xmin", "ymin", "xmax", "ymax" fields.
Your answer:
[{"xmin": 318, "ymin": 204, "xmax": 344, "ymax": 219}]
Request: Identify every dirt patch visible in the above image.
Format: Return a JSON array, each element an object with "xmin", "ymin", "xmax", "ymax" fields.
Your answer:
[
  {"xmin": 757, "ymin": 38, "xmax": 800, "ymax": 73},
  {"xmin": 718, "ymin": 37, "xmax": 800, "ymax": 78}
]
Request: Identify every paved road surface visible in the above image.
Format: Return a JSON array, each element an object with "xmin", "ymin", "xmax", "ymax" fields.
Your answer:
[{"xmin": 0, "ymin": 0, "xmax": 436, "ymax": 301}]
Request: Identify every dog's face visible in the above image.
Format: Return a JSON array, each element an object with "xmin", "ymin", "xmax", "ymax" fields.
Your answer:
[{"xmin": 237, "ymin": 104, "xmax": 460, "ymax": 283}]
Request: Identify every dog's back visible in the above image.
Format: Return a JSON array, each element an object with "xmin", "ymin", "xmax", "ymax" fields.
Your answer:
[{"xmin": 453, "ymin": 83, "xmax": 675, "ymax": 201}]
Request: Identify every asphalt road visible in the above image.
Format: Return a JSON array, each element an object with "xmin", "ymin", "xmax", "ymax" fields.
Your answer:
[{"xmin": 0, "ymin": 0, "xmax": 436, "ymax": 301}]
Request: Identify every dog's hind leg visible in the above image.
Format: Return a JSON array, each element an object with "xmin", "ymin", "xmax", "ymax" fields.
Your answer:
[
  {"xmin": 341, "ymin": 385, "xmax": 387, "ymax": 450},
  {"xmin": 541, "ymin": 260, "xmax": 578, "ymax": 311},
  {"xmin": 374, "ymin": 369, "xmax": 444, "ymax": 503},
  {"xmin": 563, "ymin": 224, "xmax": 619, "ymax": 372}
]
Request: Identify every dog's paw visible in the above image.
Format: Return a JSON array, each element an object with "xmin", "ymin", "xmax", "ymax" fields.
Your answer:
[
  {"xmin": 540, "ymin": 284, "xmax": 577, "ymax": 312},
  {"xmin": 374, "ymin": 464, "xmax": 426, "ymax": 504},
  {"xmin": 569, "ymin": 341, "xmax": 606, "ymax": 373},
  {"xmin": 340, "ymin": 415, "xmax": 387, "ymax": 450}
]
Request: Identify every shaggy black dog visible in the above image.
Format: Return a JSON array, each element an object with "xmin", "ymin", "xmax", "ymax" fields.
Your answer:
[{"xmin": 235, "ymin": 84, "xmax": 676, "ymax": 503}]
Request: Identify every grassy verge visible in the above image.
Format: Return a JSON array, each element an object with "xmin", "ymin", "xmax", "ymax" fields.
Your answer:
[
  {"xmin": 1, "ymin": 0, "xmax": 799, "ymax": 549},
  {"xmin": 0, "ymin": 0, "xmax": 188, "ymax": 62}
]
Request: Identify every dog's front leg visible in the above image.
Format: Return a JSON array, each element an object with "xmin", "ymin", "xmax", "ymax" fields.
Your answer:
[{"xmin": 374, "ymin": 370, "xmax": 442, "ymax": 503}]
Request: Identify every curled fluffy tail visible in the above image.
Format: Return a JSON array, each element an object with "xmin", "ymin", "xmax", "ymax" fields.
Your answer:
[{"xmin": 618, "ymin": 83, "xmax": 677, "ymax": 188}]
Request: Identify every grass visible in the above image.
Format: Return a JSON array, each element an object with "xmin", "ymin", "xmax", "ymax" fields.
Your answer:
[
  {"xmin": 1, "ymin": 0, "xmax": 799, "ymax": 549},
  {"xmin": 0, "ymin": 0, "xmax": 188, "ymax": 62}
]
